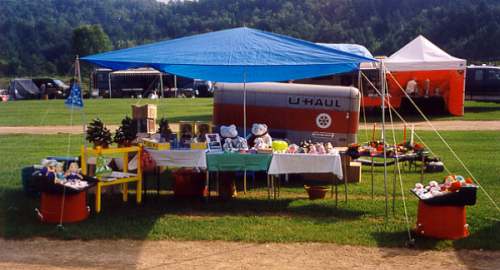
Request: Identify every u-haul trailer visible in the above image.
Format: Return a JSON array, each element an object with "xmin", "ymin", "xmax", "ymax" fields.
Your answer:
[{"xmin": 213, "ymin": 82, "xmax": 360, "ymax": 146}]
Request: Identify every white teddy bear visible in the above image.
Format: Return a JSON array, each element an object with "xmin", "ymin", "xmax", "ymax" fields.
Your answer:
[
  {"xmin": 248, "ymin": 123, "xmax": 272, "ymax": 150},
  {"xmin": 220, "ymin": 124, "xmax": 248, "ymax": 152}
]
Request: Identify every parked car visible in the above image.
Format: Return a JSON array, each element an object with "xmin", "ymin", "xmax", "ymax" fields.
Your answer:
[
  {"xmin": 465, "ymin": 65, "xmax": 500, "ymax": 101},
  {"xmin": 32, "ymin": 78, "xmax": 70, "ymax": 99}
]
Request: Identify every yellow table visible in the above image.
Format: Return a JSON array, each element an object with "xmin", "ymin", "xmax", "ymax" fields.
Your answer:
[{"xmin": 81, "ymin": 146, "xmax": 143, "ymax": 213}]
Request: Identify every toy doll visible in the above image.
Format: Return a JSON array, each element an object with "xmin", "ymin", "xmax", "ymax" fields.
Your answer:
[
  {"xmin": 65, "ymin": 162, "xmax": 83, "ymax": 182},
  {"xmin": 54, "ymin": 162, "xmax": 66, "ymax": 183}
]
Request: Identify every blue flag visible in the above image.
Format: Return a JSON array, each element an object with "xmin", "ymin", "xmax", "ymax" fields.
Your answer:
[{"xmin": 65, "ymin": 83, "xmax": 84, "ymax": 109}]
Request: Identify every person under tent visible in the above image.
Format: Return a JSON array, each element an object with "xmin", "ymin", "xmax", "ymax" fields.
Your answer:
[{"xmin": 405, "ymin": 78, "xmax": 418, "ymax": 96}]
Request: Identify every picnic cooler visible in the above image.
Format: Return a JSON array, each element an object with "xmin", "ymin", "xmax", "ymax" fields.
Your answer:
[
  {"xmin": 172, "ymin": 169, "xmax": 205, "ymax": 197},
  {"xmin": 413, "ymin": 186, "xmax": 477, "ymax": 239}
]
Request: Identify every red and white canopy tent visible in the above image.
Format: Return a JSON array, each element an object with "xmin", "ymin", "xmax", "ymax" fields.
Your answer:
[{"xmin": 383, "ymin": 35, "xmax": 467, "ymax": 116}]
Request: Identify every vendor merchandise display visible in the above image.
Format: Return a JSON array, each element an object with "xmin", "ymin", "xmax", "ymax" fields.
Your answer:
[
  {"xmin": 248, "ymin": 123, "xmax": 272, "ymax": 150},
  {"xmin": 294, "ymin": 140, "xmax": 338, "ymax": 155},
  {"xmin": 411, "ymin": 175, "xmax": 475, "ymax": 200},
  {"xmin": 38, "ymin": 159, "xmax": 90, "ymax": 191},
  {"xmin": 220, "ymin": 124, "xmax": 248, "ymax": 152}
]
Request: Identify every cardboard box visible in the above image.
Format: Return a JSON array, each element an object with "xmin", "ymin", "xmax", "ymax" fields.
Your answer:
[
  {"xmin": 190, "ymin": 142, "xmax": 207, "ymax": 150},
  {"xmin": 347, "ymin": 161, "xmax": 362, "ymax": 183},
  {"xmin": 132, "ymin": 104, "xmax": 157, "ymax": 120},
  {"xmin": 141, "ymin": 138, "xmax": 170, "ymax": 150},
  {"xmin": 146, "ymin": 118, "xmax": 156, "ymax": 134}
]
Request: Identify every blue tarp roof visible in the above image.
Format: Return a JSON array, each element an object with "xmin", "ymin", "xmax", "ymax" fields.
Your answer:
[
  {"xmin": 317, "ymin": 43, "xmax": 374, "ymax": 59},
  {"xmin": 82, "ymin": 27, "xmax": 376, "ymax": 83}
]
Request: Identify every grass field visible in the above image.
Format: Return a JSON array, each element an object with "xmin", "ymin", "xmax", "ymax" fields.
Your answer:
[
  {"xmin": 0, "ymin": 99, "xmax": 499, "ymax": 126},
  {"xmin": 0, "ymin": 98, "xmax": 213, "ymax": 126},
  {"xmin": 0, "ymin": 131, "xmax": 498, "ymax": 250}
]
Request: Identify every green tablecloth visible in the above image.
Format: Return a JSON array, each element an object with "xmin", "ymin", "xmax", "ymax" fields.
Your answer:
[{"xmin": 206, "ymin": 152, "xmax": 272, "ymax": 171}]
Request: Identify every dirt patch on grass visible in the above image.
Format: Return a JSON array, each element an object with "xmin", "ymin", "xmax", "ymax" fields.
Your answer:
[
  {"xmin": 0, "ymin": 238, "xmax": 498, "ymax": 270},
  {"xmin": 2, "ymin": 121, "xmax": 500, "ymax": 134}
]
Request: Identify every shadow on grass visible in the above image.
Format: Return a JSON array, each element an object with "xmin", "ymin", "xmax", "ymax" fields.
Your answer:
[
  {"xmin": 453, "ymin": 220, "xmax": 500, "ymax": 250},
  {"xmin": 1, "ymin": 186, "xmax": 366, "ymax": 240},
  {"xmin": 464, "ymin": 106, "xmax": 500, "ymax": 114},
  {"xmin": 371, "ymin": 217, "xmax": 500, "ymax": 251}
]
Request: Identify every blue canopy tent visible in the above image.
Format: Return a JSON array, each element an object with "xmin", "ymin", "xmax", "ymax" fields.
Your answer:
[
  {"xmin": 82, "ymin": 27, "xmax": 375, "ymax": 83},
  {"xmin": 82, "ymin": 27, "xmax": 376, "ymax": 135}
]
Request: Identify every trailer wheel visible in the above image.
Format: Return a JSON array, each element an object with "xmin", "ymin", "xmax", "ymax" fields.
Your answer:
[{"xmin": 316, "ymin": 113, "xmax": 332, "ymax": 129}]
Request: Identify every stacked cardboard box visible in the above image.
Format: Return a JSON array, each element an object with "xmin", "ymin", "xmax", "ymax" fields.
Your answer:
[{"xmin": 132, "ymin": 104, "xmax": 157, "ymax": 134}]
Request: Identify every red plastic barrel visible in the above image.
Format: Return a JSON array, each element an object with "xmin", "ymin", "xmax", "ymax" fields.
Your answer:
[
  {"xmin": 416, "ymin": 201, "xmax": 469, "ymax": 240},
  {"xmin": 38, "ymin": 192, "xmax": 89, "ymax": 223}
]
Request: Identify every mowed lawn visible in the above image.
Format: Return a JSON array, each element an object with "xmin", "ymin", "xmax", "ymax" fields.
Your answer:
[
  {"xmin": 0, "ymin": 99, "xmax": 500, "ymax": 126},
  {"xmin": 0, "ymin": 131, "xmax": 498, "ymax": 250},
  {"xmin": 0, "ymin": 98, "xmax": 213, "ymax": 126}
]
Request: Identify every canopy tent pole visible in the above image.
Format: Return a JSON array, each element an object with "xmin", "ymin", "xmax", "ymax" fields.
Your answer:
[
  {"xmin": 381, "ymin": 62, "xmax": 389, "ymax": 220},
  {"xmin": 159, "ymin": 72, "xmax": 164, "ymax": 98},
  {"xmin": 174, "ymin": 75, "xmax": 177, "ymax": 97},
  {"xmin": 108, "ymin": 72, "xmax": 112, "ymax": 99},
  {"xmin": 243, "ymin": 71, "xmax": 247, "ymax": 138}
]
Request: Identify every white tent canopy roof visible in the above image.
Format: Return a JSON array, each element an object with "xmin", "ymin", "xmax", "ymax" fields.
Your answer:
[{"xmin": 384, "ymin": 35, "xmax": 466, "ymax": 71}]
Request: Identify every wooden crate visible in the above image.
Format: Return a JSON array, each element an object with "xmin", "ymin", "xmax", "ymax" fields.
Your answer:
[
  {"xmin": 132, "ymin": 104, "xmax": 157, "ymax": 120},
  {"xmin": 347, "ymin": 161, "xmax": 362, "ymax": 183}
]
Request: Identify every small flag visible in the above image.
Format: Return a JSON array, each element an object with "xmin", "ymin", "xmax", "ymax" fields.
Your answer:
[{"xmin": 65, "ymin": 83, "xmax": 84, "ymax": 109}]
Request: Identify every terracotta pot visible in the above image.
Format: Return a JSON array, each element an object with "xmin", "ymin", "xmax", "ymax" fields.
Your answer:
[{"xmin": 304, "ymin": 185, "xmax": 329, "ymax": 200}]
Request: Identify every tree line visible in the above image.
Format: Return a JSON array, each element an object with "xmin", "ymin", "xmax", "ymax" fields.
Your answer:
[{"xmin": 1, "ymin": 0, "xmax": 499, "ymax": 76}]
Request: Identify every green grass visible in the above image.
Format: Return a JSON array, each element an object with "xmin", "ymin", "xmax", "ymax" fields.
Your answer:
[
  {"xmin": 362, "ymin": 100, "xmax": 500, "ymax": 122},
  {"xmin": 0, "ymin": 99, "xmax": 499, "ymax": 126},
  {"xmin": 0, "ymin": 98, "xmax": 213, "ymax": 126},
  {"xmin": 0, "ymin": 131, "xmax": 498, "ymax": 250}
]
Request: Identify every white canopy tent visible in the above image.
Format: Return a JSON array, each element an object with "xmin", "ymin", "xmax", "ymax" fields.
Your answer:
[{"xmin": 384, "ymin": 35, "xmax": 466, "ymax": 71}]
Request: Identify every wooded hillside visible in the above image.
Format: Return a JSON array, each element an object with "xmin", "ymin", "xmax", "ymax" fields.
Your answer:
[{"xmin": 1, "ymin": 0, "xmax": 499, "ymax": 76}]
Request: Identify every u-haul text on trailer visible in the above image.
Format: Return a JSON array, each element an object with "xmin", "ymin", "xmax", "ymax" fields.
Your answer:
[{"xmin": 213, "ymin": 82, "xmax": 360, "ymax": 146}]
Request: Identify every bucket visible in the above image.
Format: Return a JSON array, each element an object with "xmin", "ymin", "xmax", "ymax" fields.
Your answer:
[
  {"xmin": 304, "ymin": 185, "xmax": 329, "ymax": 200},
  {"xmin": 37, "ymin": 192, "xmax": 89, "ymax": 223}
]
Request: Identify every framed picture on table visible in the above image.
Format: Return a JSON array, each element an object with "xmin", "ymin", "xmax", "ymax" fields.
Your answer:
[{"xmin": 205, "ymin": 133, "xmax": 222, "ymax": 152}]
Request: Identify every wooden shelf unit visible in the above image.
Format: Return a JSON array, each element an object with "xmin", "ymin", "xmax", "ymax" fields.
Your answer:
[{"xmin": 81, "ymin": 146, "xmax": 143, "ymax": 213}]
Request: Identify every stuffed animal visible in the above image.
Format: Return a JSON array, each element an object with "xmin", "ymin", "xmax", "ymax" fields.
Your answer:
[
  {"xmin": 220, "ymin": 125, "xmax": 248, "ymax": 152},
  {"xmin": 315, "ymin": 143, "xmax": 326, "ymax": 154},
  {"xmin": 287, "ymin": 144, "xmax": 299, "ymax": 154},
  {"xmin": 248, "ymin": 123, "xmax": 272, "ymax": 150},
  {"xmin": 272, "ymin": 140, "xmax": 288, "ymax": 153},
  {"xmin": 307, "ymin": 144, "xmax": 318, "ymax": 154},
  {"xmin": 325, "ymin": 142, "xmax": 335, "ymax": 154}
]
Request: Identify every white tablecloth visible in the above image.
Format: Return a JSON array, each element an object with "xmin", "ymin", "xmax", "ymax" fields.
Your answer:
[
  {"xmin": 145, "ymin": 149, "xmax": 207, "ymax": 168},
  {"xmin": 268, "ymin": 153, "xmax": 343, "ymax": 179}
]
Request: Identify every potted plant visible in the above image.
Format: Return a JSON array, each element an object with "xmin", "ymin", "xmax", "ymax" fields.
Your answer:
[
  {"xmin": 114, "ymin": 116, "xmax": 137, "ymax": 147},
  {"xmin": 158, "ymin": 117, "xmax": 173, "ymax": 142},
  {"xmin": 86, "ymin": 118, "xmax": 112, "ymax": 148}
]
